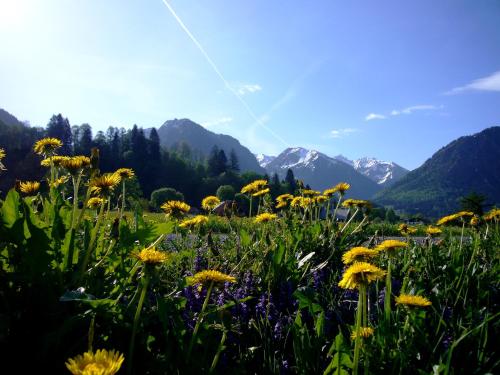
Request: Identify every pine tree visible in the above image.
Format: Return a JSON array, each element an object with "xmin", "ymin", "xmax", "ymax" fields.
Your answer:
[
  {"xmin": 229, "ymin": 149, "xmax": 240, "ymax": 172},
  {"xmin": 46, "ymin": 114, "xmax": 72, "ymax": 154},
  {"xmin": 285, "ymin": 169, "xmax": 297, "ymax": 194}
]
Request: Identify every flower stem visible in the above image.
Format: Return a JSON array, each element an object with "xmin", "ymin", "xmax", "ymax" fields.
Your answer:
[
  {"xmin": 77, "ymin": 201, "xmax": 106, "ymax": 282},
  {"xmin": 128, "ymin": 272, "xmax": 150, "ymax": 375},
  {"xmin": 353, "ymin": 283, "xmax": 365, "ymax": 375},
  {"xmin": 187, "ymin": 281, "xmax": 214, "ymax": 361},
  {"xmin": 210, "ymin": 329, "xmax": 227, "ymax": 373},
  {"xmin": 120, "ymin": 180, "xmax": 126, "ymax": 221},
  {"xmin": 385, "ymin": 258, "xmax": 392, "ymax": 323},
  {"xmin": 65, "ymin": 174, "xmax": 81, "ymax": 270}
]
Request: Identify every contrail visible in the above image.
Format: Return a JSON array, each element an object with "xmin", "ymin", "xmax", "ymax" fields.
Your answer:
[{"xmin": 160, "ymin": 0, "xmax": 290, "ymax": 147}]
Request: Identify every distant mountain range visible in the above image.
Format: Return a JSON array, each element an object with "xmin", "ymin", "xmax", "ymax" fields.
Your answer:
[
  {"xmin": 263, "ymin": 147, "xmax": 382, "ymax": 198},
  {"xmin": 257, "ymin": 151, "xmax": 408, "ymax": 187},
  {"xmin": 3, "ymin": 106, "xmax": 498, "ymax": 217},
  {"xmin": 155, "ymin": 119, "xmax": 265, "ymax": 174},
  {"xmin": 376, "ymin": 126, "xmax": 500, "ymax": 217}
]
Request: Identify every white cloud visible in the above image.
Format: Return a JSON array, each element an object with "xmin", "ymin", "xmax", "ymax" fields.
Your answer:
[
  {"xmin": 446, "ymin": 71, "xmax": 500, "ymax": 94},
  {"xmin": 233, "ymin": 83, "xmax": 263, "ymax": 95},
  {"xmin": 329, "ymin": 128, "xmax": 359, "ymax": 138},
  {"xmin": 391, "ymin": 104, "xmax": 440, "ymax": 116},
  {"xmin": 365, "ymin": 113, "xmax": 386, "ymax": 121},
  {"xmin": 366, "ymin": 104, "xmax": 441, "ymax": 121},
  {"xmin": 201, "ymin": 117, "xmax": 233, "ymax": 128}
]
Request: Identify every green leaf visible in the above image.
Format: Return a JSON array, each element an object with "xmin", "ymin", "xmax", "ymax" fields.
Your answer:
[
  {"xmin": 315, "ymin": 311, "xmax": 325, "ymax": 337},
  {"xmin": 240, "ymin": 228, "xmax": 251, "ymax": 247},
  {"xmin": 0, "ymin": 189, "xmax": 21, "ymax": 228}
]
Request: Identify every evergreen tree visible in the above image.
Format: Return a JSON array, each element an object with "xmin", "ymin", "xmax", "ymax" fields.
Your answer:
[
  {"xmin": 460, "ymin": 192, "xmax": 488, "ymax": 216},
  {"xmin": 207, "ymin": 145, "xmax": 221, "ymax": 177},
  {"xmin": 148, "ymin": 128, "xmax": 161, "ymax": 162},
  {"xmin": 285, "ymin": 169, "xmax": 297, "ymax": 194},
  {"xmin": 71, "ymin": 125, "xmax": 80, "ymax": 154},
  {"xmin": 229, "ymin": 149, "xmax": 240, "ymax": 172},
  {"xmin": 78, "ymin": 124, "xmax": 93, "ymax": 155},
  {"xmin": 46, "ymin": 114, "xmax": 72, "ymax": 154},
  {"xmin": 217, "ymin": 149, "xmax": 228, "ymax": 174},
  {"xmin": 270, "ymin": 172, "xmax": 282, "ymax": 197}
]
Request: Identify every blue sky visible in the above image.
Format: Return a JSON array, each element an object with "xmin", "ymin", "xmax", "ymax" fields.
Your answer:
[{"xmin": 1, "ymin": 0, "xmax": 499, "ymax": 169}]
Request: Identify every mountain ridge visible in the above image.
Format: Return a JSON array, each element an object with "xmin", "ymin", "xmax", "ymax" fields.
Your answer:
[
  {"xmin": 156, "ymin": 118, "xmax": 265, "ymax": 174},
  {"xmin": 265, "ymin": 147, "xmax": 382, "ymax": 199},
  {"xmin": 375, "ymin": 126, "xmax": 500, "ymax": 217},
  {"xmin": 258, "ymin": 150, "xmax": 408, "ymax": 187}
]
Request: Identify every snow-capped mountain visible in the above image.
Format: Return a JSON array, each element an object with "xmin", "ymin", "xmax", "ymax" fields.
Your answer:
[
  {"xmin": 334, "ymin": 154, "xmax": 354, "ymax": 167},
  {"xmin": 333, "ymin": 156, "xmax": 409, "ymax": 186},
  {"xmin": 265, "ymin": 147, "xmax": 381, "ymax": 198},
  {"xmin": 353, "ymin": 157, "xmax": 408, "ymax": 185},
  {"xmin": 254, "ymin": 153, "xmax": 276, "ymax": 168}
]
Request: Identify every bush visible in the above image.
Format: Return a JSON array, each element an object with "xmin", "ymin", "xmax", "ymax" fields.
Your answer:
[
  {"xmin": 216, "ymin": 185, "xmax": 235, "ymax": 201},
  {"xmin": 150, "ymin": 187, "xmax": 184, "ymax": 211}
]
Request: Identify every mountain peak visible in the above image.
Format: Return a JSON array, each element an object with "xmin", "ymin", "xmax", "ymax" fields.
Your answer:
[
  {"xmin": 255, "ymin": 153, "xmax": 276, "ymax": 168},
  {"xmin": 157, "ymin": 118, "xmax": 265, "ymax": 174}
]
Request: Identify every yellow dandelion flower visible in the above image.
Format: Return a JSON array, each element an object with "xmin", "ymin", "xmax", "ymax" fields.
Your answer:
[
  {"xmin": 50, "ymin": 176, "xmax": 69, "ymax": 188},
  {"xmin": 276, "ymin": 201, "xmax": 288, "ymax": 209},
  {"xmin": 426, "ymin": 226, "xmax": 442, "ymax": 236},
  {"xmin": 241, "ymin": 179, "xmax": 267, "ymax": 194},
  {"xmin": 161, "ymin": 200, "xmax": 191, "ymax": 218},
  {"xmin": 342, "ymin": 199, "xmax": 371, "ymax": 209},
  {"xmin": 323, "ymin": 188, "xmax": 336, "ymax": 197},
  {"xmin": 19, "ymin": 181, "xmax": 40, "ymax": 195},
  {"xmin": 338, "ymin": 262, "xmax": 385, "ymax": 290},
  {"xmin": 90, "ymin": 173, "xmax": 121, "ymax": 197},
  {"xmin": 33, "ymin": 137, "xmax": 63, "ymax": 155},
  {"xmin": 375, "ymin": 240, "xmax": 408, "ymax": 253},
  {"xmin": 65, "ymin": 349, "xmax": 124, "ymax": 375},
  {"xmin": 300, "ymin": 197, "xmax": 313, "ymax": 209},
  {"xmin": 276, "ymin": 194, "xmax": 293, "ymax": 209},
  {"xmin": 255, "ymin": 212, "xmax": 278, "ymax": 223},
  {"xmin": 115, "ymin": 168, "xmax": 135, "ymax": 179},
  {"xmin": 252, "ymin": 188, "xmax": 270, "ymax": 197},
  {"xmin": 398, "ymin": 223, "xmax": 417, "ymax": 235},
  {"xmin": 290, "ymin": 196, "xmax": 303, "ymax": 208},
  {"xmin": 179, "ymin": 215, "xmax": 209, "ymax": 228},
  {"xmin": 342, "ymin": 247, "xmax": 378, "ymax": 265},
  {"xmin": 87, "ymin": 197, "xmax": 105, "ymax": 209},
  {"xmin": 335, "ymin": 182, "xmax": 351, "ymax": 194},
  {"xmin": 0, "ymin": 148, "xmax": 5, "ymax": 160},
  {"xmin": 202, "ymin": 195, "xmax": 221, "ymax": 211},
  {"xmin": 351, "ymin": 327, "xmax": 374, "ymax": 340},
  {"xmin": 41, "ymin": 155, "xmax": 70, "ymax": 167},
  {"xmin": 314, "ymin": 195, "xmax": 328, "ymax": 204},
  {"xmin": 187, "ymin": 270, "xmax": 236, "ymax": 286},
  {"xmin": 134, "ymin": 248, "xmax": 169, "ymax": 265},
  {"xmin": 470, "ymin": 216, "xmax": 480, "ymax": 226},
  {"xmin": 484, "ymin": 208, "xmax": 500, "ymax": 221},
  {"xmin": 302, "ymin": 189, "xmax": 320, "ymax": 196},
  {"xmin": 61, "ymin": 156, "xmax": 91, "ymax": 174},
  {"xmin": 276, "ymin": 194, "xmax": 293, "ymax": 203},
  {"xmin": 395, "ymin": 294, "xmax": 432, "ymax": 307},
  {"xmin": 436, "ymin": 211, "xmax": 474, "ymax": 226}
]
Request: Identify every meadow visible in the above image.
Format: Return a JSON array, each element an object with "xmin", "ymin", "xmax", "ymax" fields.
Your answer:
[{"xmin": 0, "ymin": 139, "xmax": 498, "ymax": 374}]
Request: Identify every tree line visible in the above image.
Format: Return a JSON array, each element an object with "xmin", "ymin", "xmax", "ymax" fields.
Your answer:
[{"xmin": 0, "ymin": 113, "xmax": 300, "ymax": 209}]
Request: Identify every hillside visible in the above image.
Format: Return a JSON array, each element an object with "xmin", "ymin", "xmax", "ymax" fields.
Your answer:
[
  {"xmin": 0, "ymin": 108, "xmax": 24, "ymax": 127},
  {"xmin": 376, "ymin": 126, "xmax": 500, "ymax": 217},
  {"xmin": 156, "ymin": 119, "xmax": 265, "ymax": 174}
]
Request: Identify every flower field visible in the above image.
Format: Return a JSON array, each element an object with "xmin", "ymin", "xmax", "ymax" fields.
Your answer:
[{"xmin": 0, "ymin": 141, "xmax": 499, "ymax": 374}]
